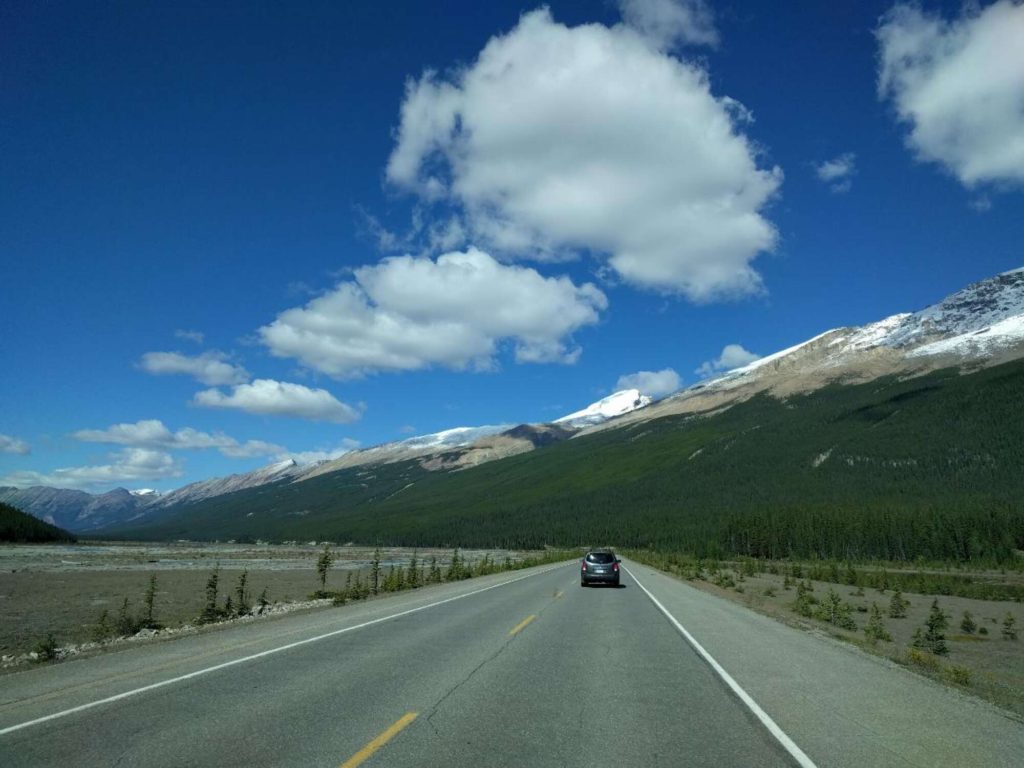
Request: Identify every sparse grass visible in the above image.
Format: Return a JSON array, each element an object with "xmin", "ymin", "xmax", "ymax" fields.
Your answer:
[
  {"xmin": 630, "ymin": 549, "xmax": 1024, "ymax": 716},
  {"xmin": 0, "ymin": 542, "xmax": 548, "ymax": 664}
]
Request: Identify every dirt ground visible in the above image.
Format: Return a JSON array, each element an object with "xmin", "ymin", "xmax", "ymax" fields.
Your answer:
[
  {"xmin": 0, "ymin": 542, "xmax": 509, "ymax": 658},
  {"xmin": 673, "ymin": 564, "xmax": 1024, "ymax": 717}
]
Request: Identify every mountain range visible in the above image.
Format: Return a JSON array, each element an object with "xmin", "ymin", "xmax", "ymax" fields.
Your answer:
[{"xmin": 3, "ymin": 267, "xmax": 1023, "ymax": 540}]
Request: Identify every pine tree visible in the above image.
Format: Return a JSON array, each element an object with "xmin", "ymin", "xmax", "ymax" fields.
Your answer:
[
  {"xmin": 143, "ymin": 573, "xmax": 159, "ymax": 629},
  {"xmin": 793, "ymin": 580, "xmax": 815, "ymax": 618},
  {"xmin": 234, "ymin": 570, "xmax": 250, "ymax": 615},
  {"xmin": 371, "ymin": 547, "xmax": 381, "ymax": 595},
  {"xmin": 316, "ymin": 545, "xmax": 333, "ymax": 590},
  {"xmin": 116, "ymin": 597, "xmax": 138, "ymax": 635},
  {"xmin": 407, "ymin": 550, "xmax": 419, "ymax": 588},
  {"xmin": 257, "ymin": 587, "xmax": 270, "ymax": 614},
  {"xmin": 223, "ymin": 595, "xmax": 234, "ymax": 617},
  {"xmin": 924, "ymin": 599, "xmax": 949, "ymax": 655},
  {"xmin": 960, "ymin": 611, "xmax": 976, "ymax": 634},
  {"xmin": 888, "ymin": 589, "xmax": 908, "ymax": 618},
  {"xmin": 864, "ymin": 603, "xmax": 891, "ymax": 644},
  {"xmin": 428, "ymin": 556, "xmax": 441, "ymax": 584},
  {"xmin": 911, "ymin": 627, "xmax": 927, "ymax": 649},
  {"xmin": 93, "ymin": 609, "xmax": 112, "ymax": 641},
  {"xmin": 1002, "ymin": 612, "xmax": 1018, "ymax": 641},
  {"xmin": 446, "ymin": 549, "xmax": 462, "ymax": 581},
  {"xmin": 844, "ymin": 562, "xmax": 859, "ymax": 586},
  {"xmin": 200, "ymin": 566, "xmax": 221, "ymax": 624}
]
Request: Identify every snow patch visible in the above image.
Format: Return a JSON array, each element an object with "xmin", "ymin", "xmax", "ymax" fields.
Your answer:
[{"xmin": 556, "ymin": 389, "xmax": 651, "ymax": 427}]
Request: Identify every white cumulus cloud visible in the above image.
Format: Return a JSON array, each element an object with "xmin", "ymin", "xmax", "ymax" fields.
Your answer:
[
  {"xmin": 618, "ymin": 0, "xmax": 718, "ymax": 49},
  {"xmin": 815, "ymin": 153, "xmax": 857, "ymax": 193},
  {"xmin": 386, "ymin": 8, "xmax": 781, "ymax": 300},
  {"xmin": 1, "ymin": 448, "xmax": 182, "ymax": 490},
  {"xmin": 0, "ymin": 433, "xmax": 30, "ymax": 455},
  {"xmin": 259, "ymin": 248, "xmax": 607, "ymax": 377},
  {"xmin": 615, "ymin": 368, "xmax": 681, "ymax": 397},
  {"xmin": 139, "ymin": 351, "xmax": 249, "ymax": 387},
  {"xmin": 877, "ymin": 1, "xmax": 1024, "ymax": 188},
  {"xmin": 193, "ymin": 379, "xmax": 362, "ymax": 423},
  {"xmin": 72, "ymin": 419, "xmax": 285, "ymax": 459},
  {"xmin": 695, "ymin": 344, "xmax": 761, "ymax": 377}
]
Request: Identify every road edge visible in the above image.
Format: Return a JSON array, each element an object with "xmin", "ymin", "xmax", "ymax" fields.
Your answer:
[{"xmin": 625, "ymin": 563, "xmax": 818, "ymax": 768}]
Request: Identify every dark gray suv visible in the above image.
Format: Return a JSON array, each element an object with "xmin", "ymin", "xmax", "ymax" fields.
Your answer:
[{"xmin": 580, "ymin": 549, "xmax": 620, "ymax": 587}]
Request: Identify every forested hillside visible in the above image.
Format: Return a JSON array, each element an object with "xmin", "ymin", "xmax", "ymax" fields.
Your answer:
[
  {"xmin": 0, "ymin": 501, "xmax": 76, "ymax": 543},
  {"xmin": 106, "ymin": 360, "xmax": 1024, "ymax": 563}
]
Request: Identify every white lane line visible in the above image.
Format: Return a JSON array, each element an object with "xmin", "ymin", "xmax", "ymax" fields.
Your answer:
[
  {"xmin": 624, "ymin": 564, "xmax": 818, "ymax": 768},
  {"xmin": 0, "ymin": 563, "xmax": 570, "ymax": 737}
]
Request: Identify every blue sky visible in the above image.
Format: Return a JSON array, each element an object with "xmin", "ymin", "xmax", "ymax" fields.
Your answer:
[{"xmin": 2, "ymin": 0, "xmax": 1022, "ymax": 491}]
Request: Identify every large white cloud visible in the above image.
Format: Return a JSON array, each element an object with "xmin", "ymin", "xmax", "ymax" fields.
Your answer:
[
  {"xmin": 695, "ymin": 343, "xmax": 761, "ymax": 377},
  {"xmin": 1, "ymin": 448, "xmax": 182, "ymax": 490},
  {"xmin": 877, "ymin": 1, "xmax": 1024, "ymax": 188},
  {"xmin": 616, "ymin": 368, "xmax": 681, "ymax": 397},
  {"xmin": 193, "ymin": 379, "xmax": 362, "ymax": 423},
  {"xmin": 386, "ymin": 8, "xmax": 781, "ymax": 300},
  {"xmin": 0, "ymin": 433, "xmax": 30, "ymax": 455},
  {"xmin": 139, "ymin": 351, "xmax": 249, "ymax": 386},
  {"xmin": 73, "ymin": 419, "xmax": 284, "ymax": 459},
  {"xmin": 259, "ymin": 248, "xmax": 607, "ymax": 377},
  {"xmin": 618, "ymin": 0, "xmax": 718, "ymax": 49}
]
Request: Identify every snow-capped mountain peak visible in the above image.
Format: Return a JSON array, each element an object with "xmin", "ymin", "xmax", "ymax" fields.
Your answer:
[{"xmin": 556, "ymin": 389, "xmax": 652, "ymax": 427}]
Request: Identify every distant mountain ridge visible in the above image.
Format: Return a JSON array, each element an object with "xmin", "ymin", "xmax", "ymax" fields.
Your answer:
[
  {"xmin": 5, "ymin": 266, "xmax": 1024, "ymax": 534},
  {"xmin": 0, "ymin": 391, "xmax": 650, "ymax": 531}
]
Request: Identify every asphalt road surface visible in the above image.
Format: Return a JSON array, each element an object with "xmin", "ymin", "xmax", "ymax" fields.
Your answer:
[{"xmin": 1, "ymin": 560, "xmax": 1021, "ymax": 767}]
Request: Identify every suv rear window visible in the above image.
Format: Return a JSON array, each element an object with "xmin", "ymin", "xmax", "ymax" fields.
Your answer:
[{"xmin": 586, "ymin": 553, "xmax": 615, "ymax": 564}]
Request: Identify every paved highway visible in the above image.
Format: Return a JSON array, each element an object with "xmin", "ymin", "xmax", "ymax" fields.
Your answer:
[{"xmin": 1, "ymin": 560, "xmax": 1021, "ymax": 767}]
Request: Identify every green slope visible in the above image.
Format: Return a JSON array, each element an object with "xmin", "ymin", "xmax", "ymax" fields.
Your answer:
[
  {"xmin": 0, "ymin": 501, "xmax": 77, "ymax": 543},
  {"xmin": 107, "ymin": 359, "xmax": 1024, "ymax": 562}
]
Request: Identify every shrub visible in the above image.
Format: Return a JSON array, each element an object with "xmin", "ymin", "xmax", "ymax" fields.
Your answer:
[
  {"xmin": 960, "ymin": 611, "xmax": 976, "ymax": 634},
  {"xmin": 34, "ymin": 633, "xmax": 58, "ymax": 662},
  {"xmin": 906, "ymin": 647, "xmax": 939, "ymax": 671},
  {"xmin": 943, "ymin": 665, "xmax": 972, "ymax": 686},
  {"xmin": 1002, "ymin": 612, "xmax": 1018, "ymax": 641}
]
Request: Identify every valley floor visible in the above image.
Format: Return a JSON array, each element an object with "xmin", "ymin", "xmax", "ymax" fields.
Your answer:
[{"xmin": 0, "ymin": 542, "xmax": 516, "ymax": 665}]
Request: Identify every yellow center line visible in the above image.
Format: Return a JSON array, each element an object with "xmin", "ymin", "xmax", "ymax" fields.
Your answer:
[
  {"xmin": 339, "ymin": 711, "xmax": 418, "ymax": 768},
  {"xmin": 508, "ymin": 614, "xmax": 536, "ymax": 636}
]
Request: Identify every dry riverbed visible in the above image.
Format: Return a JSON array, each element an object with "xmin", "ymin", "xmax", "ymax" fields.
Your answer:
[{"xmin": 0, "ymin": 541, "xmax": 516, "ymax": 667}]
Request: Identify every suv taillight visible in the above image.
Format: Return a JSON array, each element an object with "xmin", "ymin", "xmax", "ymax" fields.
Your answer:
[
  {"xmin": 613, "ymin": 561, "xmax": 619, "ymax": 572},
  {"xmin": 581, "ymin": 561, "xmax": 587, "ymax": 571}
]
